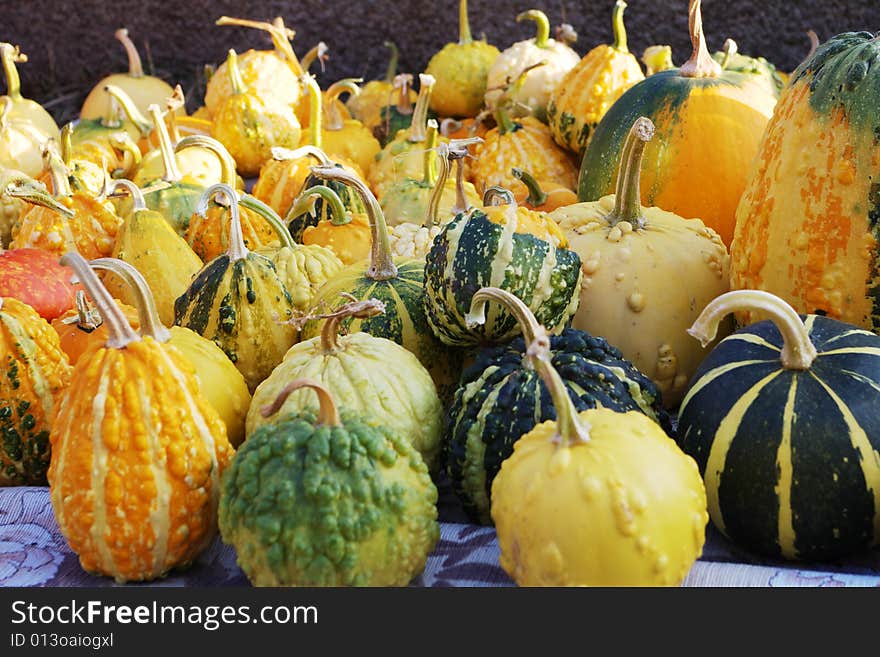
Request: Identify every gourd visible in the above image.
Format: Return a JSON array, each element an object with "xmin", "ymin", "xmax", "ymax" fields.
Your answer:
[
  {"xmin": 51, "ymin": 291, "xmax": 140, "ymax": 366},
  {"xmin": 346, "ymin": 42, "xmax": 416, "ymax": 133},
  {"xmin": 174, "ymin": 184, "xmax": 297, "ymax": 393},
  {"xmin": 38, "ymin": 125, "xmax": 106, "ymax": 197},
  {"xmin": 67, "ymin": 88, "xmax": 145, "ymax": 179},
  {"xmin": 511, "ymin": 168, "xmax": 577, "ymax": 212},
  {"xmin": 678, "ymin": 290, "xmax": 880, "ymax": 561},
  {"xmin": 0, "ymin": 167, "xmax": 29, "ymax": 245},
  {"xmin": 0, "ymin": 247, "xmax": 81, "ymax": 320},
  {"xmin": 447, "ymin": 287, "xmax": 671, "ymax": 524},
  {"xmin": 310, "ymin": 78, "xmax": 380, "ymax": 177},
  {"xmin": 547, "ymin": 0, "xmax": 645, "ymax": 155},
  {"xmin": 294, "ymin": 68, "xmax": 353, "ymax": 129},
  {"xmin": 491, "ymin": 334, "xmax": 707, "ymax": 586},
  {"xmin": 0, "ymin": 43, "xmax": 59, "ymax": 143},
  {"xmin": 211, "ymin": 49, "xmax": 302, "ymax": 178},
  {"xmin": 423, "ymin": 185, "xmax": 582, "ymax": 348},
  {"xmin": 91, "ymin": 257, "xmax": 251, "ymax": 449},
  {"xmin": 299, "ymin": 166, "xmax": 463, "ymax": 403},
  {"xmin": 0, "ymin": 96, "xmax": 53, "ymax": 179},
  {"xmin": 0, "ymin": 296, "xmax": 72, "ymax": 486},
  {"xmin": 49, "ymin": 251, "xmax": 233, "ymax": 583},
  {"xmin": 294, "ymin": 184, "xmax": 372, "ymax": 267},
  {"xmin": 102, "ymin": 179, "xmax": 203, "ymax": 327},
  {"xmin": 424, "ymin": 0, "xmax": 500, "ymax": 118},
  {"xmin": 247, "ymin": 298, "xmax": 443, "ymax": 470},
  {"xmin": 373, "ymin": 73, "xmax": 422, "ymax": 147},
  {"xmin": 219, "ymin": 379, "xmax": 439, "ymax": 587},
  {"xmin": 551, "ymin": 117, "xmax": 731, "ymax": 407},
  {"xmin": 711, "ymin": 38, "xmax": 785, "ymax": 101},
  {"xmin": 79, "ymin": 28, "xmax": 178, "ymax": 122},
  {"xmin": 577, "ymin": 0, "xmax": 779, "ymax": 247},
  {"xmin": 729, "ymin": 31, "xmax": 880, "ymax": 330},
  {"xmin": 484, "ymin": 10, "xmax": 580, "ymax": 122}
]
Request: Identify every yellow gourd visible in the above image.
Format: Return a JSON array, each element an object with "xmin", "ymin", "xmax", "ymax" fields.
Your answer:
[
  {"xmin": 297, "ymin": 184, "xmax": 373, "ymax": 266},
  {"xmin": 315, "ymin": 79, "xmax": 381, "ymax": 177},
  {"xmin": 0, "ymin": 43, "xmax": 60, "ymax": 142}
]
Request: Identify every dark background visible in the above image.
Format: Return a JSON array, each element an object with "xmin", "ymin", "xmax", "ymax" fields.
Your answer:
[{"xmin": 3, "ymin": 0, "xmax": 879, "ymax": 123}]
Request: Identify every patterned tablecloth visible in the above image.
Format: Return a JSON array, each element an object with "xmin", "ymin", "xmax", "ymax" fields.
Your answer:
[{"xmin": 2, "ymin": 482, "xmax": 879, "ymax": 588}]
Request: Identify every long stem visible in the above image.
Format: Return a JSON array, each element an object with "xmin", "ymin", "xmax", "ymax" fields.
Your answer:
[
  {"xmin": 383, "ymin": 41, "xmax": 400, "ymax": 83},
  {"xmin": 114, "ymin": 28, "xmax": 144, "ymax": 77},
  {"xmin": 447, "ymin": 138, "xmax": 481, "ymax": 214},
  {"xmin": 408, "ymin": 73, "xmax": 436, "ymax": 143},
  {"xmin": 301, "ymin": 42, "xmax": 329, "ymax": 73},
  {"xmin": 289, "ymin": 184, "xmax": 349, "ymax": 227},
  {"xmin": 0, "ymin": 43, "xmax": 23, "ymax": 100},
  {"xmin": 175, "ymin": 135, "xmax": 237, "ymax": 187},
  {"xmin": 310, "ymin": 165, "xmax": 397, "ymax": 281},
  {"xmin": 45, "ymin": 147, "xmax": 73, "ymax": 198},
  {"xmin": 148, "ymin": 104, "xmax": 182, "ymax": 182},
  {"xmin": 324, "ymin": 78, "xmax": 362, "ymax": 131},
  {"xmin": 4, "ymin": 180, "xmax": 75, "ymax": 218},
  {"xmin": 270, "ymin": 145, "xmax": 333, "ymax": 166},
  {"xmin": 302, "ymin": 74, "xmax": 323, "ymax": 147},
  {"xmin": 319, "ymin": 298, "xmax": 385, "ymax": 351},
  {"xmin": 89, "ymin": 257, "xmax": 171, "ymax": 342},
  {"xmin": 611, "ymin": 0, "xmax": 630, "ymax": 53},
  {"xmin": 60, "ymin": 123, "xmax": 75, "ymax": 166},
  {"xmin": 425, "ymin": 142, "xmax": 451, "ymax": 227},
  {"xmin": 60, "ymin": 252, "xmax": 141, "ymax": 349},
  {"xmin": 516, "ymin": 10, "xmax": 550, "ymax": 49},
  {"xmin": 165, "ymin": 84, "xmax": 186, "ymax": 141},
  {"xmin": 422, "ymin": 121, "xmax": 439, "ymax": 186},
  {"xmin": 806, "ymin": 30, "xmax": 820, "ymax": 60},
  {"xmin": 196, "ymin": 183, "xmax": 248, "ymax": 261},
  {"xmin": 528, "ymin": 335, "xmax": 591, "ymax": 445},
  {"xmin": 260, "ymin": 378, "xmax": 342, "ymax": 426},
  {"xmin": 106, "ymin": 178, "xmax": 147, "ymax": 211},
  {"xmin": 465, "ymin": 287, "xmax": 547, "ymax": 347},
  {"xmin": 226, "ymin": 49, "xmax": 246, "ymax": 96},
  {"xmin": 215, "ymin": 16, "xmax": 304, "ymax": 77},
  {"xmin": 239, "ymin": 194, "xmax": 295, "ymax": 248},
  {"xmin": 679, "ymin": 0, "xmax": 722, "ymax": 78},
  {"xmin": 103, "ymin": 84, "xmax": 153, "ymax": 135},
  {"xmin": 608, "ymin": 116, "xmax": 654, "ymax": 228},
  {"xmin": 458, "ymin": 0, "xmax": 473, "ymax": 44},
  {"xmin": 688, "ymin": 290, "xmax": 818, "ymax": 370},
  {"xmin": 393, "ymin": 73, "xmax": 414, "ymax": 115},
  {"xmin": 512, "ymin": 168, "xmax": 547, "ymax": 207}
]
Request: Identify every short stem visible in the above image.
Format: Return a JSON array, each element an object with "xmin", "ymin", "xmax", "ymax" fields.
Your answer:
[
  {"xmin": 720, "ymin": 38, "xmax": 737, "ymax": 70},
  {"xmin": 527, "ymin": 336, "xmax": 591, "ymax": 445},
  {"xmin": 483, "ymin": 186, "xmax": 515, "ymax": 207},
  {"xmin": 103, "ymin": 84, "xmax": 152, "ymax": 136},
  {"xmin": 495, "ymin": 105, "xmax": 517, "ymax": 135},
  {"xmin": 226, "ymin": 49, "xmax": 246, "ymax": 96},
  {"xmin": 301, "ymin": 42, "xmax": 329, "ymax": 73},
  {"xmin": 383, "ymin": 41, "xmax": 400, "ymax": 83},
  {"xmin": 260, "ymin": 378, "xmax": 342, "ymax": 426},
  {"xmin": 175, "ymin": 135, "xmax": 238, "ymax": 187},
  {"xmin": 106, "ymin": 178, "xmax": 147, "ymax": 211},
  {"xmin": 688, "ymin": 290, "xmax": 818, "ymax": 370},
  {"xmin": 215, "ymin": 16, "xmax": 303, "ymax": 77},
  {"xmin": 458, "ymin": 0, "xmax": 473, "ymax": 44},
  {"xmin": 196, "ymin": 183, "xmax": 248, "ymax": 261},
  {"xmin": 239, "ymin": 194, "xmax": 295, "ymax": 248},
  {"xmin": 517, "ymin": 10, "xmax": 550, "ymax": 48},
  {"xmin": 289, "ymin": 184, "xmax": 349, "ymax": 227},
  {"xmin": 611, "ymin": 0, "xmax": 630, "ymax": 53},
  {"xmin": 310, "ymin": 165, "xmax": 397, "ymax": 281},
  {"xmin": 4, "ymin": 180, "xmax": 75, "ymax": 218},
  {"xmin": 609, "ymin": 117, "xmax": 654, "ymax": 228},
  {"xmin": 68, "ymin": 290, "xmax": 102, "ymax": 331},
  {"xmin": 408, "ymin": 74, "xmax": 435, "ymax": 143},
  {"xmin": 425, "ymin": 143, "xmax": 451, "ymax": 227},
  {"xmin": 422, "ymin": 121, "xmax": 439, "ymax": 186},
  {"xmin": 465, "ymin": 286, "xmax": 547, "ymax": 347},
  {"xmin": 511, "ymin": 168, "xmax": 547, "ymax": 206},
  {"xmin": 393, "ymin": 73, "xmax": 414, "ymax": 115},
  {"xmin": 148, "ymin": 104, "xmax": 182, "ymax": 182},
  {"xmin": 89, "ymin": 257, "xmax": 170, "ymax": 342},
  {"xmin": 302, "ymin": 74, "xmax": 323, "ymax": 147},
  {"xmin": 59, "ymin": 252, "xmax": 140, "ymax": 349},
  {"xmin": 679, "ymin": 0, "xmax": 722, "ymax": 78},
  {"xmin": 0, "ymin": 43, "xmax": 23, "ymax": 100},
  {"xmin": 114, "ymin": 28, "xmax": 144, "ymax": 77},
  {"xmin": 324, "ymin": 78, "xmax": 362, "ymax": 131},
  {"xmin": 319, "ymin": 298, "xmax": 386, "ymax": 352},
  {"xmin": 60, "ymin": 123, "xmax": 75, "ymax": 166}
]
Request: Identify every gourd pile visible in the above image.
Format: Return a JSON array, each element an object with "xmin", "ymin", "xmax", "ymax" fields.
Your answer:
[{"xmin": 1, "ymin": 0, "xmax": 879, "ymax": 587}]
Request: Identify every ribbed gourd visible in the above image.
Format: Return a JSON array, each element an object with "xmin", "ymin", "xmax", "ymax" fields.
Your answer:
[
  {"xmin": 491, "ymin": 334, "xmax": 707, "ymax": 586},
  {"xmin": 423, "ymin": 186, "xmax": 582, "ymax": 348},
  {"xmin": 678, "ymin": 290, "xmax": 880, "ymax": 562},
  {"xmin": 219, "ymin": 379, "xmax": 439, "ymax": 587},
  {"xmin": 0, "ymin": 247, "xmax": 81, "ymax": 320},
  {"xmin": 0, "ymin": 296, "xmax": 72, "ymax": 485},
  {"xmin": 446, "ymin": 287, "xmax": 671, "ymax": 524},
  {"xmin": 729, "ymin": 31, "xmax": 880, "ymax": 330},
  {"xmin": 174, "ymin": 184, "xmax": 298, "ymax": 393},
  {"xmin": 551, "ymin": 117, "xmax": 731, "ymax": 407},
  {"xmin": 49, "ymin": 252, "xmax": 234, "ymax": 583},
  {"xmin": 577, "ymin": 0, "xmax": 779, "ymax": 247},
  {"xmin": 248, "ymin": 298, "xmax": 443, "ymax": 470},
  {"xmin": 547, "ymin": 1, "xmax": 645, "ymax": 155}
]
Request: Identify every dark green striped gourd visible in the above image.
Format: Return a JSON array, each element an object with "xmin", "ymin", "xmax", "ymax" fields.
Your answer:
[
  {"xmin": 678, "ymin": 290, "xmax": 880, "ymax": 562},
  {"xmin": 446, "ymin": 287, "xmax": 671, "ymax": 524}
]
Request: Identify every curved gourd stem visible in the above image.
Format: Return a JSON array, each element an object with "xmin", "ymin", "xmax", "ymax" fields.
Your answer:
[
  {"xmin": 239, "ymin": 194, "xmax": 296, "ymax": 248},
  {"xmin": 0, "ymin": 43, "xmax": 24, "ymax": 101},
  {"xmin": 175, "ymin": 135, "xmax": 237, "ymax": 187},
  {"xmin": 493, "ymin": 62, "xmax": 544, "ymax": 134},
  {"xmin": 688, "ymin": 290, "xmax": 818, "ymax": 370},
  {"xmin": 448, "ymin": 138, "xmax": 481, "ymax": 214},
  {"xmin": 483, "ymin": 186, "xmax": 516, "ymax": 207},
  {"xmin": 4, "ymin": 180, "xmax": 75, "ymax": 218},
  {"xmin": 103, "ymin": 84, "xmax": 153, "ymax": 135},
  {"xmin": 99, "ymin": 92, "xmax": 125, "ymax": 129},
  {"xmin": 458, "ymin": 0, "xmax": 473, "ymax": 44},
  {"xmin": 319, "ymin": 298, "xmax": 386, "ymax": 352},
  {"xmin": 147, "ymin": 104, "xmax": 182, "ymax": 182},
  {"xmin": 310, "ymin": 165, "xmax": 397, "ymax": 281},
  {"xmin": 324, "ymin": 78, "xmax": 362, "ymax": 131},
  {"xmin": 422, "ymin": 120, "xmax": 440, "ymax": 186},
  {"xmin": 383, "ymin": 41, "xmax": 400, "ymax": 83},
  {"xmin": 408, "ymin": 74, "xmax": 436, "ymax": 143},
  {"xmin": 511, "ymin": 168, "xmax": 547, "ymax": 207},
  {"xmin": 44, "ymin": 146, "xmax": 73, "ymax": 198},
  {"xmin": 517, "ymin": 10, "xmax": 551, "ymax": 49},
  {"xmin": 425, "ymin": 142, "xmax": 451, "ymax": 227},
  {"xmin": 89, "ymin": 257, "xmax": 171, "ymax": 342},
  {"xmin": 59, "ymin": 251, "xmax": 141, "ymax": 349},
  {"xmin": 555, "ymin": 23, "xmax": 578, "ymax": 46},
  {"xmin": 105, "ymin": 177, "xmax": 147, "ymax": 211},
  {"xmin": 114, "ymin": 28, "xmax": 144, "ymax": 77},
  {"xmin": 59, "ymin": 123, "xmax": 76, "ymax": 166},
  {"xmin": 270, "ymin": 145, "xmax": 333, "ymax": 166},
  {"xmin": 107, "ymin": 132, "xmax": 143, "ymax": 176},
  {"xmin": 215, "ymin": 16, "xmax": 304, "ymax": 76},
  {"xmin": 528, "ymin": 336, "xmax": 591, "ymax": 445},
  {"xmin": 301, "ymin": 42, "xmax": 329, "ymax": 73},
  {"xmin": 226, "ymin": 49, "xmax": 246, "ymax": 96},
  {"xmin": 392, "ymin": 73, "xmax": 415, "ymax": 115},
  {"xmin": 608, "ymin": 116, "xmax": 654, "ymax": 229},
  {"xmin": 287, "ymin": 184, "xmax": 349, "ymax": 227},
  {"xmin": 301, "ymin": 74, "xmax": 323, "ymax": 147},
  {"xmin": 720, "ymin": 38, "xmax": 737, "ymax": 70},
  {"xmin": 806, "ymin": 30, "xmax": 820, "ymax": 60},
  {"xmin": 611, "ymin": 1, "xmax": 630, "ymax": 53},
  {"xmin": 465, "ymin": 286, "xmax": 547, "ymax": 350},
  {"xmin": 196, "ymin": 183, "xmax": 248, "ymax": 261},
  {"xmin": 679, "ymin": 0, "xmax": 722, "ymax": 78},
  {"xmin": 165, "ymin": 85, "xmax": 186, "ymax": 142},
  {"xmin": 260, "ymin": 378, "xmax": 342, "ymax": 426}
]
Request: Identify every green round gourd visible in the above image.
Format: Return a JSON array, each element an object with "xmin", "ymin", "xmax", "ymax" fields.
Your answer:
[
  {"xmin": 677, "ymin": 290, "xmax": 880, "ymax": 562},
  {"xmin": 219, "ymin": 379, "xmax": 439, "ymax": 587}
]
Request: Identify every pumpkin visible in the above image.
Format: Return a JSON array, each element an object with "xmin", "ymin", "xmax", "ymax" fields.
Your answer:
[
  {"xmin": 0, "ymin": 296, "xmax": 72, "ymax": 485},
  {"xmin": 484, "ymin": 10, "xmax": 580, "ymax": 122},
  {"xmin": 511, "ymin": 167, "xmax": 577, "ymax": 212},
  {"xmin": 551, "ymin": 116, "xmax": 731, "ymax": 407},
  {"xmin": 491, "ymin": 333, "xmax": 707, "ymax": 586},
  {"xmin": 424, "ymin": 0, "xmax": 499, "ymax": 118},
  {"xmin": 299, "ymin": 166, "xmax": 463, "ymax": 404},
  {"xmin": 0, "ymin": 247, "xmax": 80, "ymax": 320},
  {"xmin": 346, "ymin": 42, "xmax": 416, "ymax": 133},
  {"xmin": 51, "ymin": 290, "xmax": 140, "ymax": 366},
  {"xmin": 49, "ymin": 251, "xmax": 233, "ymax": 583},
  {"xmin": 423, "ymin": 187, "xmax": 582, "ymax": 348},
  {"xmin": 219, "ymin": 379, "xmax": 439, "ymax": 587},
  {"xmin": 577, "ymin": 0, "xmax": 779, "ymax": 247},
  {"xmin": 309, "ymin": 79, "xmax": 380, "ymax": 177},
  {"xmin": 211, "ymin": 49, "xmax": 302, "ymax": 178},
  {"xmin": 102, "ymin": 179, "xmax": 203, "ymax": 327},
  {"xmin": 678, "ymin": 290, "xmax": 880, "ymax": 561},
  {"xmin": 91, "ymin": 256, "xmax": 251, "ymax": 448},
  {"xmin": 546, "ymin": 0, "xmax": 645, "ymax": 156},
  {"xmin": 0, "ymin": 43, "xmax": 59, "ymax": 145},
  {"xmin": 248, "ymin": 298, "xmax": 443, "ymax": 470},
  {"xmin": 446, "ymin": 286, "xmax": 671, "ymax": 524},
  {"xmin": 174, "ymin": 183, "xmax": 297, "ymax": 392},
  {"xmin": 729, "ymin": 31, "xmax": 880, "ymax": 330}
]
